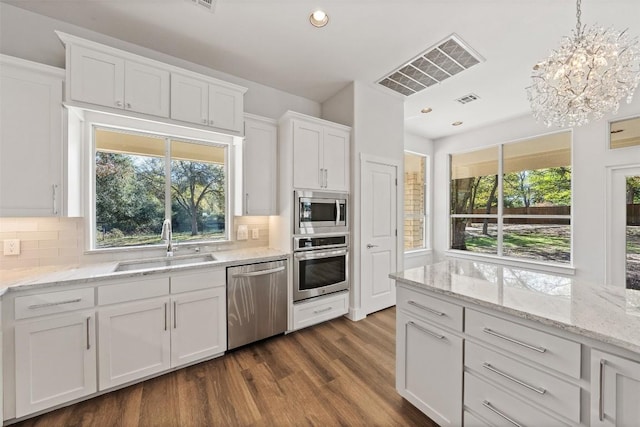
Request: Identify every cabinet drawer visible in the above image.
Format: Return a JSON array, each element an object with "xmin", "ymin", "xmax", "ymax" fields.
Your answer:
[
  {"xmin": 98, "ymin": 277, "xmax": 169, "ymax": 305},
  {"xmin": 171, "ymin": 269, "xmax": 225, "ymax": 294},
  {"xmin": 465, "ymin": 309, "xmax": 581, "ymax": 379},
  {"xmin": 464, "ymin": 373, "xmax": 569, "ymax": 427},
  {"xmin": 463, "ymin": 410, "xmax": 491, "ymax": 427},
  {"xmin": 465, "ymin": 341, "xmax": 580, "ymax": 422},
  {"xmin": 397, "ymin": 286, "xmax": 463, "ymax": 332},
  {"xmin": 292, "ymin": 292, "xmax": 348, "ymax": 331},
  {"xmin": 15, "ymin": 288, "xmax": 95, "ymax": 320}
]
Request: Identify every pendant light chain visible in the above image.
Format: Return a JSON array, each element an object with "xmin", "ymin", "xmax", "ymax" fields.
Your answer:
[{"xmin": 575, "ymin": 0, "xmax": 582, "ymax": 35}]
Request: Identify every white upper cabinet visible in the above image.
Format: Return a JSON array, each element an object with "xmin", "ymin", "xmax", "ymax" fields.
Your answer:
[
  {"xmin": 124, "ymin": 60, "xmax": 170, "ymax": 116},
  {"xmin": 68, "ymin": 44, "xmax": 169, "ymax": 117},
  {"xmin": 171, "ymin": 72, "xmax": 245, "ymax": 133},
  {"xmin": 57, "ymin": 32, "xmax": 245, "ymax": 133},
  {"xmin": 289, "ymin": 115, "xmax": 350, "ymax": 192},
  {"xmin": 236, "ymin": 115, "xmax": 277, "ymax": 216},
  {"xmin": 0, "ymin": 55, "xmax": 63, "ymax": 217}
]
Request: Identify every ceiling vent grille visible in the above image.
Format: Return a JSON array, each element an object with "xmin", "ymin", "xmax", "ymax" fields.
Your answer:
[
  {"xmin": 190, "ymin": 0, "xmax": 216, "ymax": 12},
  {"xmin": 378, "ymin": 34, "xmax": 483, "ymax": 97},
  {"xmin": 456, "ymin": 93, "xmax": 480, "ymax": 104}
]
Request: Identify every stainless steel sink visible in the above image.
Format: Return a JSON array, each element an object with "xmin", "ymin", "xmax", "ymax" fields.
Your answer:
[{"xmin": 114, "ymin": 254, "xmax": 216, "ymax": 272}]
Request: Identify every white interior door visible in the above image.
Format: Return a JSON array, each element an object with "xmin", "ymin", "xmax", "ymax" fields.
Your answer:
[
  {"xmin": 607, "ymin": 166, "xmax": 640, "ymax": 288},
  {"xmin": 361, "ymin": 158, "xmax": 398, "ymax": 315}
]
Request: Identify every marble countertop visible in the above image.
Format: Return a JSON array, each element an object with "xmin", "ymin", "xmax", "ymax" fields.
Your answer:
[
  {"xmin": 391, "ymin": 258, "xmax": 640, "ymax": 355},
  {"xmin": 0, "ymin": 247, "xmax": 289, "ymax": 296}
]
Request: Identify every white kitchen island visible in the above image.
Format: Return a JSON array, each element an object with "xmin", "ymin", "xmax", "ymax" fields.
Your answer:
[{"xmin": 391, "ymin": 259, "xmax": 640, "ymax": 427}]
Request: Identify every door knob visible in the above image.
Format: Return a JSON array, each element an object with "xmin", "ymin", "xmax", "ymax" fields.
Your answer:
[{"xmin": 366, "ymin": 244, "xmax": 378, "ymax": 249}]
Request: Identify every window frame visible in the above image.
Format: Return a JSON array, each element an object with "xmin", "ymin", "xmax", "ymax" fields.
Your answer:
[
  {"xmin": 83, "ymin": 111, "xmax": 234, "ymax": 252},
  {"xmin": 404, "ymin": 150, "xmax": 431, "ymax": 253},
  {"xmin": 447, "ymin": 130, "xmax": 574, "ymax": 272}
]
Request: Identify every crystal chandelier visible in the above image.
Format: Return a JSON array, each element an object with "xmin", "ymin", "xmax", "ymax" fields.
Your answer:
[{"xmin": 527, "ymin": 0, "xmax": 640, "ymax": 127}]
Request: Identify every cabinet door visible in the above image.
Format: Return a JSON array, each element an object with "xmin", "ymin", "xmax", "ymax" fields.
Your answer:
[
  {"xmin": 170, "ymin": 73, "xmax": 209, "ymax": 126},
  {"xmin": 124, "ymin": 61, "xmax": 169, "ymax": 117},
  {"xmin": 69, "ymin": 45, "xmax": 124, "ymax": 108},
  {"xmin": 98, "ymin": 298, "xmax": 170, "ymax": 390},
  {"xmin": 208, "ymin": 83, "xmax": 243, "ymax": 132},
  {"xmin": 0, "ymin": 59, "xmax": 62, "ymax": 216},
  {"xmin": 242, "ymin": 117, "xmax": 277, "ymax": 215},
  {"xmin": 591, "ymin": 349, "xmax": 640, "ymax": 427},
  {"xmin": 292, "ymin": 120, "xmax": 323, "ymax": 190},
  {"xmin": 396, "ymin": 312, "xmax": 462, "ymax": 426},
  {"xmin": 14, "ymin": 312, "xmax": 96, "ymax": 417},
  {"xmin": 322, "ymin": 127, "xmax": 350, "ymax": 192},
  {"xmin": 170, "ymin": 288, "xmax": 226, "ymax": 367}
]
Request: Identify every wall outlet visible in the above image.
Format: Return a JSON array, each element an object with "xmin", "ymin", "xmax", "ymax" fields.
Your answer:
[
  {"xmin": 237, "ymin": 225, "xmax": 248, "ymax": 240},
  {"xmin": 251, "ymin": 228, "xmax": 259, "ymax": 239},
  {"xmin": 3, "ymin": 239, "xmax": 21, "ymax": 256}
]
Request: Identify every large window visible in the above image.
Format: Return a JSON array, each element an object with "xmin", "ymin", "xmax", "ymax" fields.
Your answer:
[
  {"xmin": 450, "ymin": 131, "xmax": 571, "ymax": 265},
  {"xmin": 94, "ymin": 127, "xmax": 227, "ymax": 249},
  {"xmin": 626, "ymin": 175, "xmax": 640, "ymax": 289},
  {"xmin": 404, "ymin": 152, "xmax": 428, "ymax": 251}
]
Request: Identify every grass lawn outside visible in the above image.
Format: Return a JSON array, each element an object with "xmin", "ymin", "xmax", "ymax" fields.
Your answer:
[{"xmin": 96, "ymin": 230, "xmax": 226, "ymax": 248}]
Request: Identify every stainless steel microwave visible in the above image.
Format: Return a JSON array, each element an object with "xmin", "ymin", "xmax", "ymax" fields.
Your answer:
[{"xmin": 294, "ymin": 190, "xmax": 348, "ymax": 234}]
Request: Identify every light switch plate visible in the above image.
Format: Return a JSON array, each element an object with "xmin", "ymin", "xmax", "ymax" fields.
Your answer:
[
  {"xmin": 251, "ymin": 229, "xmax": 259, "ymax": 239},
  {"xmin": 237, "ymin": 225, "xmax": 248, "ymax": 240},
  {"xmin": 4, "ymin": 239, "xmax": 20, "ymax": 255}
]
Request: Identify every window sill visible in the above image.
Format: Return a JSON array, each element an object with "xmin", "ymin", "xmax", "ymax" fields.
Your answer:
[
  {"xmin": 404, "ymin": 248, "xmax": 432, "ymax": 256},
  {"xmin": 444, "ymin": 250, "xmax": 576, "ymax": 276}
]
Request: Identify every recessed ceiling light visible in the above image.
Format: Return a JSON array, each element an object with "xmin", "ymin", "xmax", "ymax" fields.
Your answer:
[
  {"xmin": 452, "ymin": 121, "xmax": 463, "ymax": 126},
  {"xmin": 420, "ymin": 107, "xmax": 433, "ymax": 114},
  {"xmin": 309, "ymin": 10, "xmax": 329, "ymax": 28}
]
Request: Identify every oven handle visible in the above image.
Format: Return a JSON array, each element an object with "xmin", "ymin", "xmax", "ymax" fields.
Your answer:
[{"xmin": 294, "ymin": 248, "xmax": 348, "ymax": 260}]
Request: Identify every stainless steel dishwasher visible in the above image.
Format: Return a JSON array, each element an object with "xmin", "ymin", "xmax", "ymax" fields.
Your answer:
[{"xmin": 227, "ymin": 260, "xmax": 288, "ymax": 350}]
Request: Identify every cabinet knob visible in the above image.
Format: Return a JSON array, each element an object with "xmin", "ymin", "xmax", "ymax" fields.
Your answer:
[
  {"xmin": 115, "ymin": 101, "xmax": 123, "ymax": 107},
  {"xmin": 209, "ymin": 120, "xmax": 215, "ymax": 126},
  {"xmin": 202, "ymin": 119, "xmax": 208, "ymax": 124},
  {"xmin": 126, "ymin": 102, "xmax": 131, "ymax": 109}
]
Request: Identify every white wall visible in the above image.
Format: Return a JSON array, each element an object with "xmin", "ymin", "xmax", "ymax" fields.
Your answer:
[
  {"xmin": 404, "ymin": 132, "xmax": 434, "ymax": 269},
  {"xmin": 322, "ymin": 81, "xmax": 404, "ymax": 319},
  {"xmin": 0, "ymin": 3, "xmax": 320, "ymax": 120},
  {"xmin": 432, "ymin": 97, "xmax": 640, "ymax": 284}
]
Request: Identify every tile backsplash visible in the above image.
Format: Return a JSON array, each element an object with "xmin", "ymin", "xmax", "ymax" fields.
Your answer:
[{"xmin": 0, "ymin": 216, "xmax": 270, "ymax": 270}]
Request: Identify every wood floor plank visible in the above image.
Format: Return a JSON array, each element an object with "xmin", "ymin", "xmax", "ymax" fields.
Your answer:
[{"xmin": 11, "ymin": 307, "xmax": 437, "ymax": 427}]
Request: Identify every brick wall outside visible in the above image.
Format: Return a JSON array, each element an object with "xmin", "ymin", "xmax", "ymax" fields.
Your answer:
[{"xmin": 404, "ymin": 170, "xmax": 425, "ymax": 250}]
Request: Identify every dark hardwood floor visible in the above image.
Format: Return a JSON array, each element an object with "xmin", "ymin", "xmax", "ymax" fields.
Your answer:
[{"xmin": 14, "ymin": 307, "xmax": 438, "ymax": 427}]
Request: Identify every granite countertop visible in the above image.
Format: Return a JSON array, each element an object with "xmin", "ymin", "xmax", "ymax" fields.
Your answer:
[
  {"xmin": 0, "ymin": 247, "xmax": 289, "ymax": 296},
  {"xmin": 390, "ymin": 258, "xmax": 640, "ymax": 355}
]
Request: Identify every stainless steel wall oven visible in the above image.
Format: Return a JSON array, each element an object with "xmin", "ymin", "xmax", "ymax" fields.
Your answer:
[{"xmin": 293, "ymin": 235, "xmax": 349, "ymax": 302}]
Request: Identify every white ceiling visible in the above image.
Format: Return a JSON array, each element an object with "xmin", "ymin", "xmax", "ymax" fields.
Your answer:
[{"xmin": 3, "ymin": 0, "xmax": 640, "ymax": 140}]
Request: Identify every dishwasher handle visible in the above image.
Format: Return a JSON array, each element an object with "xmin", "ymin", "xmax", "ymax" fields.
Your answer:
[{"xmin": 231, "ymin": 265, "xmax": 285, "ymax": 278}]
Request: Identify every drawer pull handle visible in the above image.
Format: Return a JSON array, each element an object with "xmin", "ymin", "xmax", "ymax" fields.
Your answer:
[
  {"xmin": 599, "ymin": 359, "xmax": 605, "ymax": 421},
  {"xmin": 408, "ymin": 321, "xmax": 445, "ymax": 340},
  {"xmin": 28, "ymin": 298, "xmax": 82, "ymax": 309},
  {"xmin": 482, "ymin": 400, "xmax": 523, "ymax": 427},
  {"xmin": 483, "ymin": 328, "xmax": 547, "ymax": 353},
  {"xmin": 313, "ymin": 306, "xmax": 333, "ymax": 314},
  {"xmin": 482, "ymin": 363, "xmax": 546, "ymax": 395},
  {"xmin": 408, "ymin": 300, "xmax": 445, "ymax": 317}
]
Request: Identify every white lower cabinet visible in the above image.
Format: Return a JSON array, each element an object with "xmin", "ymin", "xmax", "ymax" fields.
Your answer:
[
  {"xmin": 591, "ymin": 349, "xmax": 640, "ymax": 427},
  {"xmin": 170, "ymin": 288, "xmax": 226, "ymax": 367},
  {"xmin": 98, "ymin": 298, "xmax": 171, "ymax": 390},
  {"xmin": 396, "ymin": 311, "xmax": 463, "ymax": 427},
  {"xmin": 14, "ymin": 311, "xmax": 97, "ymax": 417}
]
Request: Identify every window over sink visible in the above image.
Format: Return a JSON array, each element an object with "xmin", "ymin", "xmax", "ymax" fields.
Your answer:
[{"xmin": 93, "ymin": 126, "xmax": 229, "ymax": 249}]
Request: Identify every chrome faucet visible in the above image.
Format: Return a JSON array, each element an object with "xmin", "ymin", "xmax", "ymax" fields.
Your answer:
[{"xmin": 161, "ymin": 219, "xmax": 174, "ymax": 256}]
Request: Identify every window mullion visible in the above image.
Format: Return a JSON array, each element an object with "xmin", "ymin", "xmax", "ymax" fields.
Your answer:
[
  {"xmin": 497, "ymin": 144, "xmax": 504, "ymax": 257},
  {"xmin": 165, "ymin": 138, "xmax": 171, "ymax": 220}
]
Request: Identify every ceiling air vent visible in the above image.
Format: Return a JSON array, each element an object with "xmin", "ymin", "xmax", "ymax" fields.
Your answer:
[
  {"xmin": 378, "ymin": 34, "xmax": 483, "ymax": 97},
  {"xmin": 190, "ymin": 0, "xmax": 216, "ymax": 12},
  {"xmin": 456, "ymin": 93, "xmax": 480, "ymax": 104}
]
